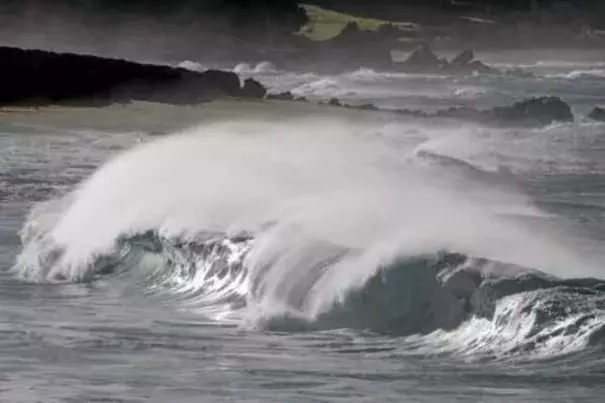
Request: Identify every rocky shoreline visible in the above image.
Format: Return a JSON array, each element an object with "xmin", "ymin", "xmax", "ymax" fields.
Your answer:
[
  {"xmin": 0, "ymin": 46, "xmax": 602, "ymax": 128},
  {"xmin": 0, "ymin": 46, "xmax": 266, "ymax": 106}
]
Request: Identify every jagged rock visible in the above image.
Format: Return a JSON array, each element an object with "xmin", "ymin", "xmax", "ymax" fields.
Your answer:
[
  {"xmin": 488, "ymin": 96, "xmax": 574, "ymax": 126},
  {"xmin": 0, "ymin": 46, "xmax": 260, "ymax": 106},
  {"xmin": 401, "ymin": 43, "xmax": 448, "ymax": 70},
  {"xmin": 399, "ymin": 44, "xmax": 497, "ymax": 75},
  {"xmin": 241, "ymin": 78, "xmax": 267, "ymax": 98},
  {"xmin": 444, "ymin": 49, "xmax": 496, "ymax": 74},
  {"xmin": 449, "ymin": 49, "xmax": 475, "ymax": 67},
  {"xmin": 588, "ymin": 107, "xmax": 605, "ymax": 122}
]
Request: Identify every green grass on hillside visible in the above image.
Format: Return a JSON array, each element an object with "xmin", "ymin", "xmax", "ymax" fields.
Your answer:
[{"xmin": 297, "ymin": 4, "xmax": 420, "ymax": 41}]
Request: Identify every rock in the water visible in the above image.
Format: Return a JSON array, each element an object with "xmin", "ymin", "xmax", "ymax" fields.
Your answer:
[
  {"xmin": 435, "ymin": 106, "xmax": 484, "ymax": 121},
  {"xmin": 192, "ymin": 69, "xmax": 242, "ymax": 97},
  {"xmin": 395, "ymin": 97, "xmax": 572, "ymax": 126},
  {"xmin": 0, "ymin": 45, "xmax": 260, "ymax": 106},
  {"xmin": 267, "ymin": 91, "xmax": 295, "ymax": 101},
  {"xmin": 328, "ymin": 98, "xmax": 342, "ymax": 107},
  {"xmin": 449, "ymin": 49, "xmax": 474, "ymax": 67},
  {"xmin": 241, "ymin": 78, "xmax": 267, "ymax": 98},
  {"xmin": 358, "ymin": 103, "xmax": 379, "ymax": 111},
  {"xmin": 399, "ymin": 45, "xmax": 496, "ymax": 75},
  {"xmin": 588, "ymin": 107, "xmax": 605, "ymax": 122},
  {"xmin": 401, "ymin": 43, "xmax": 447, "ymax": 70},
  {"xmin": 445, "ymin": 49, "xmax": 495, "ymax": 74},
  {"xmin": 283, "ymin": 94, "xmax": 572, "ymax": 127},
  {"xmin": 488, "ymin": 96, "xmax": 574, "ymax": 126}
]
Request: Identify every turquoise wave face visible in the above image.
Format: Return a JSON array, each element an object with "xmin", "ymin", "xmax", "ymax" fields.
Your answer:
[{"xmin": 42, "ymin": 228, "xmax": 603, "ymax": 360}]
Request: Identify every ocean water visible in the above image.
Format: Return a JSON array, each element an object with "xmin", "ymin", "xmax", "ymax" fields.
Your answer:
[{"xmin": 2, "ymin": 59, "xmax": 605, "ymax": 402}]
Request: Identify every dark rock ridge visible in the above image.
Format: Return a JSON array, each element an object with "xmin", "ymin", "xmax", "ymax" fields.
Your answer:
[
  {"xmin": 588, "ymin": 107, "xmax": 605, "ymax": 122},
  {"xmin": 264, "ymin": 92, "xmax": 571, "ymax": 127},
  {"xmin": 399, "ymin": 43, "xmax": 449, "ymax": 71},
  {"xmin": 0, "ymin": 46, "xmax": 267, "ymax": 106},
  {"xmin": 315, "ymin": 96, "xmax": 573, "ymax": 127},
  {"xmin": 398, "ymin": 45, "xmax": 496, "ymax": 74},
  {"xmin": 487, "ymin": 96, "xmax": 574, "ymax": 126}
]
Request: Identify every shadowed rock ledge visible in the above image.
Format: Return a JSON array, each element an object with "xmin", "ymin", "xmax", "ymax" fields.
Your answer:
[{"xmin": 0, "ymin": 46, "xmax": 267, "ymax": 106}]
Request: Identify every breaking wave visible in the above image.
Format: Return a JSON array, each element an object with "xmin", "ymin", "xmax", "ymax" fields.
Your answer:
[
  {"xmin": 233, "ymin": 61, "xmax": 278, "ymax": 75},
  {"xmin": 12, "ymin": 117, "xmax": 605, "ymax": 360},
  {"xmin": 546, "ymin": 69, "xmax": 605, "ymax": 80}
]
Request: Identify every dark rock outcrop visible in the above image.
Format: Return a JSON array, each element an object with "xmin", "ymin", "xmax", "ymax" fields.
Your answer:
[
  {"xmin": 400, "ymin": 43, "xmax": 448, "ymax": 71},
  {"xmin": 358, "ymin": 103, "xmax": 379, "ymax": 111},
  {"xmin": 397, "ymin": 45, "xmax": 497, "ymax": 75},
  {"xmin": 425, "ymin": 97, "xmax": 573, "ymax": 126},
  {"xmin": 449, "ymin": 49, "xmax": 475, "ymax": 67},
  {"xmin": 588, "ymin": 107, "xmax": 605, "ymax": 122},
  {"xmin": 328, "ymin": 98, "xmax": 342, "ymax": 107},
  {"xmin": 445, "ymin": 49, "xmax": 495, "ymax": 74},
  {"xmin": 242, "ymin": 78, "xmax": 267, "ymax": 99},
  {"xmin": 487, "ymin": 97, "xmax": 574, "ymax": 126},
  {"xmin": 0, "ymin": 46, "xmax": 267, "ymax": 106},
  {"xmin": 311, "ymin": 96, "xmax": 573, "ymax": 127}
]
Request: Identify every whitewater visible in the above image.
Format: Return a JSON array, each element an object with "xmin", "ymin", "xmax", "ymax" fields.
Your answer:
[{"xmin": 2, "ymin": 56, "xmax": 605, "ymax": 402}]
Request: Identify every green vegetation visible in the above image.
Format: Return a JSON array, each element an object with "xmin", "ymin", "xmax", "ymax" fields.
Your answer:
[{"xmin": 297, "ymin": 3, "xmax": 419, "ymax": 41}]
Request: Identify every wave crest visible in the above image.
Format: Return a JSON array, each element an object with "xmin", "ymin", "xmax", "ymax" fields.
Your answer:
[{"xmin": 11, "ymin": 118, "xmax": 605, "ymax": 360}]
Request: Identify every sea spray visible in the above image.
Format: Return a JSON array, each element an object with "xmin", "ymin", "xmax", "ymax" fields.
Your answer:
[{"xmin": 14, "ymin": 117, "xmax": 602, "ymax": 294}]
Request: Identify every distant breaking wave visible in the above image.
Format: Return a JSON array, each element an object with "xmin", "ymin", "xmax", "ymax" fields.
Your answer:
[
  {"xmin": 12, "ymin": 118, "xmax": 605, "ymax": 361},
  {"xmin": 233, "ymin": 61, "xmax": 278, "ymax": 75},
  {"xmin": 546, "ymin": 69, "xmax": 605, "ymax": 80}
]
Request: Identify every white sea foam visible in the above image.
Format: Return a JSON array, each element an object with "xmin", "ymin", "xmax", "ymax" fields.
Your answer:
[{"xmin": 13, "ymin": 117, "xmax": 604, "ymax": 315}]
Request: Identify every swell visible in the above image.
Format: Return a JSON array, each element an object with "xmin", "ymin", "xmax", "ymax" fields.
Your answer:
[{"xmin": 15, "ymin": 227, "xmax": 605, "ymax": 361}]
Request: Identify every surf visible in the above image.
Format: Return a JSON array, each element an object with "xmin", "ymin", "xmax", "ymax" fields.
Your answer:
[{"xmin": 11, "ymin": 115, "xmax": 605, "ymax": 358}]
